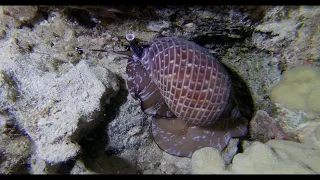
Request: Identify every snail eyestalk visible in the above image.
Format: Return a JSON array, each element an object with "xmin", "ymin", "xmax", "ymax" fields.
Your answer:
[{"xmin": 126, "ymin": 33, "xmax": 143, "ymax": 58}]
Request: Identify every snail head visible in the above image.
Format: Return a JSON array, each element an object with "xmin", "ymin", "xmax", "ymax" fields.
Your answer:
[{"xmin": 125, "ymin": 33, "xmax": 145, "ymax": 62}]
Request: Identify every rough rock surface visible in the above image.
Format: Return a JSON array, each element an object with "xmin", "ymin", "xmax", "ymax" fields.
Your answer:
[
  {"xmin": 0, "ymin": 5, "xmax": 320, "ymax": 174},
  {"xmin": 250, "ymin": 110, "xmax": 294, "ymax": 142},
  {"xmin": 0, "ymin": 7, "xmax": 120, "ymax": 174},
  {"xmin": 0, "ymin": 56, "xmax": 120, "ymax": 164},
  {"xmin": 221, "ymin": 138, "xmax": 239, "ymax": 165},
  {"xmin": 79, "ymin": 94, "xmax": 192, "ymax": 174},
  {"xmin": 219, "ymin": 6, "xmax": 320, "ymax": 143},
  {"xmin": 0, "ymin": 134, "xmax": 31, "ymax": 174},
  {"xmin": 0, "ymin": 6, "xmax": 38, "ymax": 28}
]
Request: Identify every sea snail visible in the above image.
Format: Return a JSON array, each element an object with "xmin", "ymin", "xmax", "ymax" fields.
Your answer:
[{"xmin": 125, "ymin": 33, "xmax": 251, "ymax": 158}]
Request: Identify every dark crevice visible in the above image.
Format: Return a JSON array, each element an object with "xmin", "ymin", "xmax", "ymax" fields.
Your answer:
[
  {"xmin": 75, "ymin": 75, "xmax": 142, "ymax": 174},
  {"xmin": 54, "ymin": 74, "xmax": 130, "ymax": 174},
  {"xmin": 38, "ymin": 8, "xmax": 50, "ymax": 22},
  {"xmin": 190, "ymin": 31, "xmax": 253, "ymax": 60},
  {"xmin": 168, "ymin": 11, "xmax": 179, "ymax": 22},
  {"xmin": 18, "ymin": 8, "xmax": 49, "ymax": 31},
  {"xmin": 79, "ymin": 74, "xmax": 128, "ymax": 157},
  {"xmin": 64, "ymin": 8, "xmax": 96, "ymax": 28},
  {"xmin": 224, "ymin": 64, "xmax": 255, "ymax": 120},
  {"xmin": 192, "ymin": 31, "xmax": 252, "ymax": 48},
  {"xmin": 81, "ymin": 154, "xmax": 142, "ymax": 174},
  {"xmin": 237, "ymin": 6, "xmax": 270, "ymax": 23},
  {"xmin": 221, "ymin": 62, "xmax": 255, "ymax": 152},
  {"xmin": 18, "ymin": 23, "xmax": 34, "ymax": 30},
  {"xmin": 56, "ymin": 160, "xmax": 76, "ymax": 174}
]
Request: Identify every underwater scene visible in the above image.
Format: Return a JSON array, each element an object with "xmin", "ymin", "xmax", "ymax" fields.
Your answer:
[{"xmin": 0, "ymin": 6, "xmax": 319, "ymax": 174}]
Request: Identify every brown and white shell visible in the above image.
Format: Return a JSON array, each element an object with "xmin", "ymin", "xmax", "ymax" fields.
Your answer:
[
  {"xmin": 140, "ymin": 36, "xmax": 232, "ymax": 126},
  {"xmin": 125, "ymin": 34, "xmax": 249, "ymax": 157}
]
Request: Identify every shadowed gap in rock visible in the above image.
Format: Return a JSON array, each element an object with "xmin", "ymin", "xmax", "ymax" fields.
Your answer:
[
  {"xmin": 221, "ymin": 63, "xmax": 255, "ymax": 153},
  {"xmin": 74, "ymin": 74, "xmax": 141, "ymax": 174}
]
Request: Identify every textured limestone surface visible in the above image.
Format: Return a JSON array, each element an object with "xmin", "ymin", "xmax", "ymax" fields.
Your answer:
[
  {"xmin": 0, "ymin": 6, "xmax": 120, "ymax": 174},
  {"xmin": 222, "ymin": 6, "xmax": 320, "ymax": 143},
  {"xmin": 0, "ymin": 5, "xmax": 319, "ymax": 174},
  {"xmin": 0, "ymin": 134, "xmax": 31, "ymax": 174}
]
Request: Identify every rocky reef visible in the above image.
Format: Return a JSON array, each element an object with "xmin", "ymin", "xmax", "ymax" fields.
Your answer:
[{"xmin": 0, "ymin": 5, "xmax": 319, "ymax": 174}]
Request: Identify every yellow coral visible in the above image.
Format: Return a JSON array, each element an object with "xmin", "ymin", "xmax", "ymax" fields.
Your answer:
[
  {"xmin": 308, "ymin": 79, "xmax": 320, "ymax": 91},
  {"xmin": 307, "ymin": 89, "xmax": 320, "ymax": 114},
  {"xmin": 292, "ymin": 82, "xmax": 312, "ymax": 96},
  {"xmin": 192, "ymin": 147, "xmax": 226, "ymax": 174},
  {"xmin": 271, "ymin": 83, "xmax": 307, "ymax": 110},
  {"xmin": 271, "ymin": 65, "xmax": 320, "ymax": 115},
  {"xmin": 282, "ymin": 65, "xmax": 320, "ymax": 84}
]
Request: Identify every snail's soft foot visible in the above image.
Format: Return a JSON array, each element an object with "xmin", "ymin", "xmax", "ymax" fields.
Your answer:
[{"xmin": 151, "ymin": 116, "xmax": 248, "ymax": 157}]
